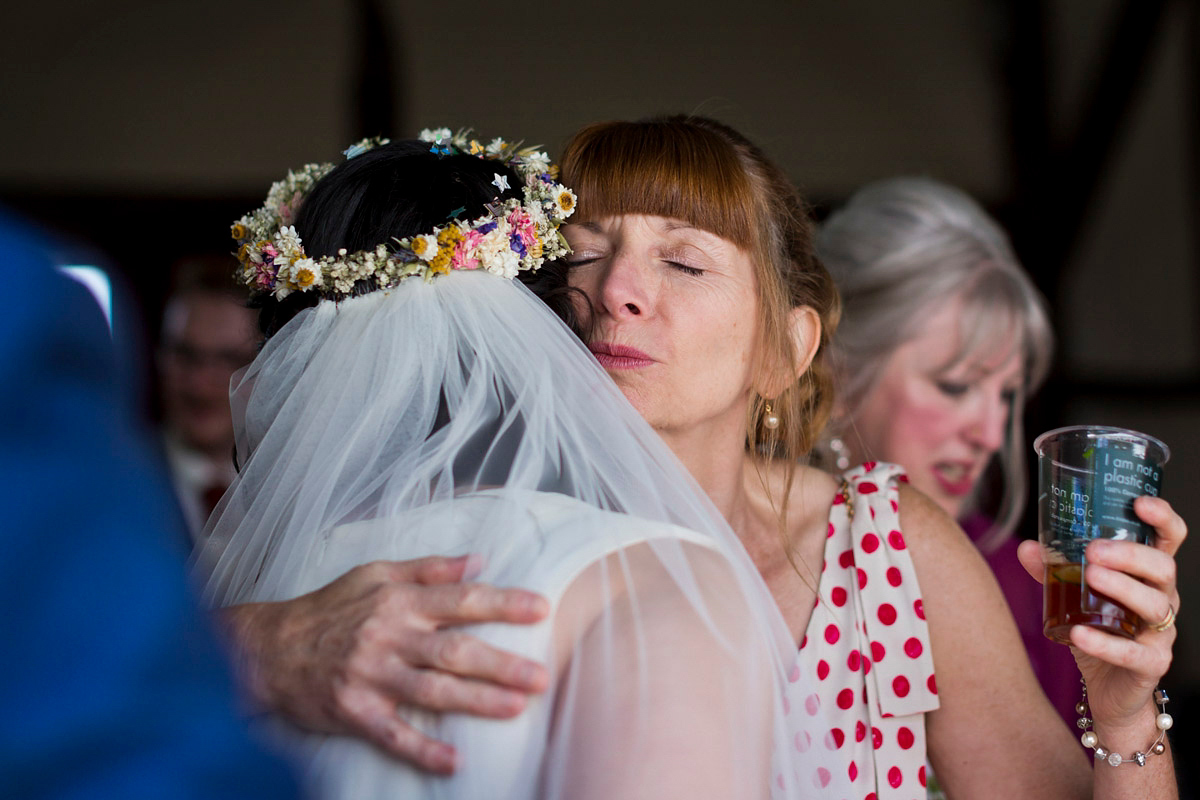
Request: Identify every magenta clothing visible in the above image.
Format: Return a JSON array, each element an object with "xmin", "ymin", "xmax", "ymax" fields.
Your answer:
[{"xmin": 960, "ymin": 513, "xmax": 1080, "ymax": 730}]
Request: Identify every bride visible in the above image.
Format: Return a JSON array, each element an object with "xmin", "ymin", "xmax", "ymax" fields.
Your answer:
[{"xmin": 198, "ymin": 131, "xmax": 850, "ymax": 798}]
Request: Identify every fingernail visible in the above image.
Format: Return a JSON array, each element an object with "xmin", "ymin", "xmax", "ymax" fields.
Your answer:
[
  {"xmin": 517, "ymin": 661, "xmax": 539, "ymax": 686},
  {"xmin": 431, "ymin": 744, "xmax": 457, "ymax": 772},
  {"xmin": 524, "ymin": 593, "xmax": 550, "ymax": 617},
  {"xmin": 462, "ymin": 553, "xmax": 484, "ymax": 580}
]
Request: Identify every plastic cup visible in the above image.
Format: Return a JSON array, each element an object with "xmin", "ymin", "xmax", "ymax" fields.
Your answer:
[{"xmin": 1033, "ymin": 425, "xmax": 1169, "ymax": 643}]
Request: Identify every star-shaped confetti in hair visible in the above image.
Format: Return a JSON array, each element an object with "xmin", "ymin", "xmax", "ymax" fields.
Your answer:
[
  {"xmin": 430, "ymin": 143, "xmax": 453, "ymax": 157},
  {"xmin": 447, "ymin": 206, "xmax": 466, "ymax": 220},
  {"xmin": 492, "ymin": 173, "xmax": 510, "ymax": 192}
]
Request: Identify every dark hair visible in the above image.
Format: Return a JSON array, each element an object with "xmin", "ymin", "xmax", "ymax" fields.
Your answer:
[{"xmin": 253, "ymin": 140, "xmax": 581, "ymax": 337}]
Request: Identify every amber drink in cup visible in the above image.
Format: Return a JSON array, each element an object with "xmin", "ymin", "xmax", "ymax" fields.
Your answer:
[{"xmin": 1034, "ymin": 425, "xmax": 1168, "ymax": 643}]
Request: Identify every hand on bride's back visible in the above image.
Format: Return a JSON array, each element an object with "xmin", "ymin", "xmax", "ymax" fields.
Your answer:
[{"xmin": 220, "ymin": 554, "xmax": 550, "ymax": 773}]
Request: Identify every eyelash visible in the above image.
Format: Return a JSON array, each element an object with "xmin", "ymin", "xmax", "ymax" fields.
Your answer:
[
  {"xmin": 936, "ymin": 382, "xmax": 1022, "ymax": 405},
  {"xmin": 667, "ymin": 261, "xmax": 704, "ymax": 277}
]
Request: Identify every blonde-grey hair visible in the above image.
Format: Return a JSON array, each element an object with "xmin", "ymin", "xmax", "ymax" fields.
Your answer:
[{"xmin": 816, "ymin": 177, "xmax": 1054, "ymax": 551}]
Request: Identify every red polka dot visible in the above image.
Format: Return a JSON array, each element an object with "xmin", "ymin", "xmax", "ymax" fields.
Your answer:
[
  {"xmin": 919, "ymin": 765, "xmax": 927, "ymax": 787},
  {"xmin": 855, "ymin": 720, "xmax": 866, "ymax": 742},
  {"xmin": 838, "ymin": 549, "xmax": 855, "ymax": 569},
  {"xmin": 870, "ymin": 641, "xmax": 886, "ymax": 662},
  {"xmin": 832, "ymin": 586, "xmax": 847, "ymax": 607},
  {"xmin": 794, "ymin": 731, "xmax": 811, "ymax": 752},
  {"xmin": 891, "ymin": 499, "xmax": 900, "ymax": 512},
  {"xmin": 800, "ymin": 634, "xmax": 808, "ymax": 650},
  {"xmin": 904, "ymin": 637, "xmax": 923, "ymax": 658},
  {"xmin": 897, "ymin": 726, "xmax": 914, "ymax": 749},
  {"xmin": 825, "ymin": 624, "xmax": 840, "ymax": 644},
  {"xmin": 888, "ymin": 766, "xmax": 902, "ymax": 788},
  {"xmin": 898, "ymin": 474, "xmax": 909, "ymax": 483},
  {"xmin": 857, "ymin": 568, "xmax": 868, "ymax": 589},
  {"xmin": 805, "ymin": 693, "xmax": 820, "ymax": 715},
  {"xmin": 886, "ymin": 566, "xmax": 902, "ymax": 586},
  {"xmin": 847, "ymin": 649, "xmax": 861, "ymax": 672},
  {"xmin": 833, "ymin": 491, "xmax": 846, "ymax": 505},
  {"xmin": 862, "ymin": 460, "xmax": 877, "ymax": 471},
  {"xmin": 817, "ymin": 659, "xmax": 830, "ymax": 680},
  {"xmin": 814, "ymin": 767, "xmax": 831, "ymax": 789},
  {"xmin": 861, "ymin": 533, "xmax": 879, "ymax": 553},
  {"xmin": 888, "ymin": 530, "xmax": 906, "ymax": 549},
  {"xmin": 827, "ymin": 521, "xmax": 836, "ymax": 538},
  {"xmin": 914, "ymin": 598, "xmax": 925, "ymax": 619},
  {"xmin": 870, "ymin": 506, "xmax": 876, "ymax": 520},
  {"xmin": 877, "ymin": 603, "xmax": 897, "ymax": 625},
  {"xmin": 871, "ymin": 727, "xmax": 882, "ymax": 749},
  {"xmin": 927, "ymin": 674, "xmax": 938, "ymax": 694},
  {"xmin": 866, "ymin": 794, "xmax": 878, "ymax": 800},
  {"xmin": 862, "ymin": 684, "xmax": 869, "ymax": 706},
  {"xmin": 893, "ymin": 675, "xmax": 910, "ymax": 698},
  {"xmin": 837, "ymin": 688, "xmax": 854, "ymax": 709},
  {"xmin": 788, "ymin": 664, "xmax": 801, "ymax": 682},
  {"xmin": 849, "ymin": 761, "xmax": 858, "ymax": 781},
  {"xmin": 859, "ymin": 481, "xmax": 879, "ymax": 494},
  {"xmin": 862, "ymin": 655, "xmax": 872, "ymax": 674},
  {"xmin": 827, "ymin": 727, "xmax": 844, "ymax": 749}
]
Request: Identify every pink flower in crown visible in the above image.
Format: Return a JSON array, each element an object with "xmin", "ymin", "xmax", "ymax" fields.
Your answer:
[
  {"xmin": 507, "ymin": 208, "xmax": 537, "ymax": 247},
  {"xmin": 253, "ymin": 263, "xmax": 276, "ymax": 290},
  {"xmin": 260, "ymin": 242, "xmax": 279, "ymax": 266},
  {"xmin": 277, "ymin": 191, "xmax": 305, "ymax": 226},
  {"xmin": 451, "ymin": 230, "xmax": 484, "ymax": 270}
]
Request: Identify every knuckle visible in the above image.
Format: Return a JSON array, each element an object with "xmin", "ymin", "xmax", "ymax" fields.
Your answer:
[
  {"xmin": 432, "ymin": 632, "xmax": 470, "ymax": 668},
  {"xmin": 409, "ymin": 671, "xmax": 451, "ymax": 708},
  {"xmin": 457, "ymin": 583, "xmax": 487, "ymax": 609}
]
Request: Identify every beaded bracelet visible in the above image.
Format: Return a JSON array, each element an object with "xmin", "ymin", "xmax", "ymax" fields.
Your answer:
[{"xmin": 1077, "ymin": 679, "xmax": 1173, "ymax": 766}]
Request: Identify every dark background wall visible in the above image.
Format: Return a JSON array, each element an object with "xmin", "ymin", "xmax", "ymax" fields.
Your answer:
[{"xmin": 3, "ymin": 0, "xmax": 1197, "ymax": 790}]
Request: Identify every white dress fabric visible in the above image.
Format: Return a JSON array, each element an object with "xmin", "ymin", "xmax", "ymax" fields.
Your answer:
[
  {"xmin": 797, "ymin": 462, "xmax": 939, "ymax": 800},
  {"xmin": 197, "ymin": 270, "xmax": 854, "ymax": 799}
]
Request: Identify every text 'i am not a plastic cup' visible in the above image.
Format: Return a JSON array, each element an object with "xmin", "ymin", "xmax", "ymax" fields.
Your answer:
[{"xmin": 1033, "ymin": 425, "xmax": 1169, "ymax": 643}]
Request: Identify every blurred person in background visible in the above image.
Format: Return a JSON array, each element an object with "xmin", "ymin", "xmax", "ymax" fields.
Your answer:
[
  {"xmin": 158, "ymin": 256, "xmax": 259, "ymax": 543},
  {"xmin": 814, "ymin": 176, "xmax": 1079, "ymax": 727},
  {"xmin": 0, "ymin": 208, "xmax": 297, "ymax": 799}
]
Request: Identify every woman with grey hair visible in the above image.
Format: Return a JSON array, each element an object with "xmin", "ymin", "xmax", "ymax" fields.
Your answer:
[{"xmin": 815, "ymin": 175, "xmax": 1076, "ymax": 725}]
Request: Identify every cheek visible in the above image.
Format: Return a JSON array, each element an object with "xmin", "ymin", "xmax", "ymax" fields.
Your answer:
[{"xmin": 890, "ymin": 393, "xmax": 962, "ymax": 458}]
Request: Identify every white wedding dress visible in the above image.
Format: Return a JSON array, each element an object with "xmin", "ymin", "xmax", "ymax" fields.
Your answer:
[{"xmin": 198, "ymin": 271, "xmax": 852, "ymax": 799}]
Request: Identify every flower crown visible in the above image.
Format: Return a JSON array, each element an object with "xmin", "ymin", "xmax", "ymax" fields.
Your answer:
[{"xmin": 231, "ymin": 129, "xmax": 577, "ymax": 300}]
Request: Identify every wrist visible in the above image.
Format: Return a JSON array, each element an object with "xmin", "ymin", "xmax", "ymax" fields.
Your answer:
[
  {"xmin": 1080, "ymin": 683, "xmax": 1173, "ymax": 767},
  {"xmin": 217, "ymin": 601, "xmax": 280, "ymax": 713}
]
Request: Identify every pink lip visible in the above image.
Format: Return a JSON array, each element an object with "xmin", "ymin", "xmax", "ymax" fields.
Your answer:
[
  {"xmin": 588, "ymin": 342, "xmax": 655, "ymax": 369},
  {"xmin": 931, "ymin": 463, "xmax": 976, "ymax": 496}
]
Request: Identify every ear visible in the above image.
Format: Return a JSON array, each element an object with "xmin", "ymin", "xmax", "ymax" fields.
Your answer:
[{"xmin": 755, "ymin": 305, "xmax": 822, "ymax": 397}]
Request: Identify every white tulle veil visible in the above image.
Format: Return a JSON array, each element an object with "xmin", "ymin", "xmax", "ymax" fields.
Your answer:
[{"xmin": 198, "ymin": 269, "xmax": 852, "ymax": 799}]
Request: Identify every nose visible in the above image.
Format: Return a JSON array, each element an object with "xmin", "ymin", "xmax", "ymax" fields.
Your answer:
[
  {"xmin": 593, "ymin": 248, "xmax": 653, "ymax": 319},
  {"xmin": 965, "ymin": 390, "xmax": 1009, "ymax": 453}
]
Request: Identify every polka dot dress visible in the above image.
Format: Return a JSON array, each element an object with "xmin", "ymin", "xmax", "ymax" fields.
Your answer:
[{"xmin": 795, "ymin": 462, "xmax": 938, "ymax": 800}]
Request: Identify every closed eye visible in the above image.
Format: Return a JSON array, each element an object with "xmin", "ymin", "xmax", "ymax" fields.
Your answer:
[
  {"xmin": 935, "ymin": 381, "xmax": 969, "ymax": 398},
  {"xmin": 667, "ymin": 261, "xmax": 704, "ymax": 277},
  {"xmin": 564, "ymin": 257, "xmax": 601, "ymax": 268}
]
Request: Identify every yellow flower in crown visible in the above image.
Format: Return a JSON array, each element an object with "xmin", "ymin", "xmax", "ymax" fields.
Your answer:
[
  {"xmin": 410, "ymin": 234, "xmax": 438, "ymax": 261},
  {"xmin": 231, "ymin": 222, "xmax": 249, "ymax": 241},
  {"xmin": 293, "ymin": 259, "xmax": 322, "ymax": 289},
  {"xmin": 429, "ymin": 227, "xmax": 462, "ymax": 275},
  {"xmin": 555, "ymin": 189, "xmax": 576, "ymax": 215}
]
